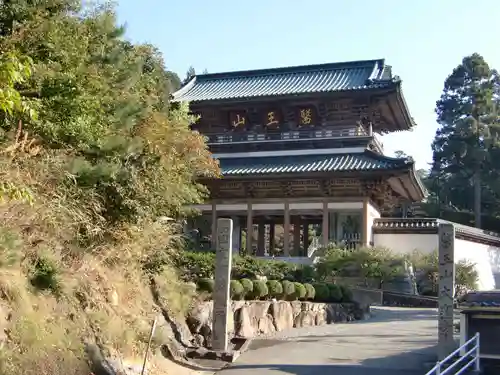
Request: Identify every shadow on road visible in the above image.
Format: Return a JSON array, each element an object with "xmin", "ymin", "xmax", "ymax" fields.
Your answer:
[{"xmin": 221, "ymin": 345, "xmax": 437, "ymax": 374}]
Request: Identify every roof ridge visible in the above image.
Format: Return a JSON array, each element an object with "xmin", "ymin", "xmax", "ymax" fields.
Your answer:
[{"xmin": 195, "ymin": 59, "xmax": 386, "ymax": 81}]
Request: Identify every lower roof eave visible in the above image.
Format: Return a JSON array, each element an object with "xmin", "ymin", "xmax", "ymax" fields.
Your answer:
[
  {"xmin": 199, "ymin": 168, "xmax": 412, "ymax": 182},
  {"xmin": 396, "ymin": 171, "xmax": 427, "ymax": 202}
]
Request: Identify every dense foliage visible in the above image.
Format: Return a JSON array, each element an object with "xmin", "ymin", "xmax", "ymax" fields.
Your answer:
[
  {"xmin": 397, "ymin": 53, "xmax": 500, "ymax": 230},
  {"xmin": 175, "ymin": 251, "xmax": 315, "ymax": 282},
  {"xmin": 182, "ymin": 245, "xmax": 479, "ymax": 300},
  {"xmin": 0, "ymin": 1, "xmax": 218, "ymax": 374}
]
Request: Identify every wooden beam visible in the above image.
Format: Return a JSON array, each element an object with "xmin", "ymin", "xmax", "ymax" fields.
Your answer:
[
  {"xmin": 269, "ymin": 223, "xmax": 275, "ymax": 255},
  {"xmin": 246, "ymin": 202, "xmax": 253, "ymax": 254},
  {"xmin": 283, "ymin": 201, "xmax": 290, "ymax": 256}
]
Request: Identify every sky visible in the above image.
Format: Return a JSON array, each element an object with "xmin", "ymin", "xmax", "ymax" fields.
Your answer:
[{"xmin": 116, "ymin": 0, "xmax": 500, "ymax": 170}]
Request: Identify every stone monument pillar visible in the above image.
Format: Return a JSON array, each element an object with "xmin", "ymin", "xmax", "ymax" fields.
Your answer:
[
  {"xmin": 438, "ymin": 223, "xmax": 455, "ymax": 360},
  {"xmin": 212, "ymin": 218, "xmax": 233, "ymax": 352}
]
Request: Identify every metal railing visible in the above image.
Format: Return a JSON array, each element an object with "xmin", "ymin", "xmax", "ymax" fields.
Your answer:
[{"xmin": 425, "ymin": 333, "xmax": 480, "ymax": 375}]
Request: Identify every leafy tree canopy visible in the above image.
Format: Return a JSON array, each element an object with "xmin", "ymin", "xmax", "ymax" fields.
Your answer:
[{"xmin": 0, "ymin": 0, "xmax": 219, "ymax": 238}]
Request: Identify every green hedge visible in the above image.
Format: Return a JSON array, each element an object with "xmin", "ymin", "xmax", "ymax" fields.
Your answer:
[
  {"xmin": 267, "ymin": 280, "xmax": 283, "ymax": 298},
  {"xmin": 230, "ymin": 280, "xmax": 244, "ymax": 300},
  {"xmin": 175, "ymin": 252, "xmax": 316, "ymax": 283},
  {"xmin": 196, "ymin": 278, "xmax": 353, "ymax": 304}
]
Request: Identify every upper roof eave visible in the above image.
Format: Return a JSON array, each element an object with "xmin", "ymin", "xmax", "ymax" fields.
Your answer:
[{"xmin": 171, "ymin": 58, "xmax": 401, "ymax": 103}]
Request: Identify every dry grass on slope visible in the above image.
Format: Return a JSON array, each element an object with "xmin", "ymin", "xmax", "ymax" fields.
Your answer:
[{"xmin": 0, "ymin": 156, "xmax": 197, "ymax": 375}]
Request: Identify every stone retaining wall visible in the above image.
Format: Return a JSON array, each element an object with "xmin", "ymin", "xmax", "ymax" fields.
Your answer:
[
  {"xmin": 186, "ymin": 300, "xmax": 368, "ymax": 348},
  {"xmin": 382, "ymin": 291, "xmax": 438, "ymax": 308}
]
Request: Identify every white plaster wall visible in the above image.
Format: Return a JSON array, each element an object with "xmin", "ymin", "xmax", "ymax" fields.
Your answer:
[
  {"xmin": 374, "ymin": 233, "xmax": 438, "ymax": 255},
  {"xmin": 455, "ymin": 239, "xmax": 497, "ymax": 290},
  {"xmin": 373, "ymin": 232, "xmax": 500, "ymax": 290},
  {"xmin": 367, "ymin": 203, "xmax": 380, "ymax": 245}
]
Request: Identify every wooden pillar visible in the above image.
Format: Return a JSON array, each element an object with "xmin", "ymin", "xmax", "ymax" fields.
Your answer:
[
  {"xmin": 293, "ymin": 217, "xmax": 301, "ymax": 256},
  {"xmin": 303, "ymin": 222, "xmax": 309, "ymax": 257},
  {"xmin": 257, "ymin": 221, "xmax": 265, "ymax": 256},
  {"xmin": 283, "ymin": 202, "xmax": 290, "ymax": 256},
  {"xmin": 361, "ymin": 197, "xmax": 369, "ymax": 247},
  {"xmin": 246, "ymin": 203, "xmax": 253, "ymax": 254},
  {"xmin": 269, "ymin": 223, "xmax": 275, "ymax": 255},
  {"xmin": 211, "ymin": 202, "xmax": 217, "ymax": 249},
  {"xmin": 322, "ymin": 200, "xmax": 329, "ymax": 248}
]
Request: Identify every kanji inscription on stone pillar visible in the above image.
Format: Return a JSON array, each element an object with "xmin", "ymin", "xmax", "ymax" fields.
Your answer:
[
  {"xmin": 438, "ymin": 223, "xmax": 455, "ymax": 360},
  {"xmin": 212, "ymin": 218, "xmax": 233, "ymax": 352}
]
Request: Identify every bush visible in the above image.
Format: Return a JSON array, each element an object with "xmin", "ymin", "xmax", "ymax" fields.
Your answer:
[
  {"xmin": 312, "ymin": 283, "xmax": 329, "ymax": 302},
  {"xmin": 267, "ymin": 280, "xmax": 283, "ymax": 299},
  {"xmin": 281, "ymin": 280, "xmax": 295, "ymax": 300},
  {"xmin": 304, "ymin": 283, "xmax": 315, "ymax": 300},
  {"xmin": 328, "ymin": 284, "xmax": 343, "ymax": 302},
  {"xmin": 339, "ymin": 284, "xmax": 353, "ymax": 302},
  {"xmin": 293, "ymin": 282, "xmax": 306, "ymax": 300},
  {"xmin": 265, "ymin": 261, "xmax": 298, "ymax": 281},
  {"xmin": 197, "ymin": 278, "xmax": 215, "ymax": 294},
  {"xmin": 175, "ymin": 252, "xmax": 215, "ymax": 281},
  {"xmin": 30, "ymin": 254, "xmax": 61, "ymax": 294},
  {"xmin": 292, "ymin": 265, "xmax": 316, "ymax": 283},
  {"xmin": 252, "ymin": 280, "xmax": 269, "ymax": 300},
  {"xmin": 232, "ymin": 256, "xmax": 298, "ymax": 281},
  {"xmin": 240, "ymin": 278, "xmax": 254, "ymax": 299},
  {"xmin": 230, "ymin": 280, "xmax": 244, "ymax": 300}
]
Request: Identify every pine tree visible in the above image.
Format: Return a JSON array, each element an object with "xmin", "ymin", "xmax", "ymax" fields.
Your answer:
[{"xmin": 432, "ymin": 53, "xmax": 500, "ymax": 228}]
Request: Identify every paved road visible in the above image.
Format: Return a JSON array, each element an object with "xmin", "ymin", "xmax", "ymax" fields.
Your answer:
[{"xmin": 220, "ymin": 307, "xmax": 439, "ymax": 375}]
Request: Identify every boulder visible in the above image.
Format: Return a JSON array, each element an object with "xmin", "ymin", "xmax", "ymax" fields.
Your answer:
[
  {"xmin": 258, "ymin": 314, "xmax": 276, "ymax": 335},
  {"xmin": 269, "ymin": 301, "xmax": 293, "ymax": 331},
  {"xmin": 234, "ymin": 304, "xmax": 255, "ymax": 338}
]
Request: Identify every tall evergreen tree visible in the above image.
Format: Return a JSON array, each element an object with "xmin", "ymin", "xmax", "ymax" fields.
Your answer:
[{"xmin": 432, "ymin": 53, "xmax": 500, "ymax": 228}]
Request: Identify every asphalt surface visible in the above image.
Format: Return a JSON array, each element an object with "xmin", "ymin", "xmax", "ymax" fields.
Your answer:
[{"xmin": 219, "ymin": 306, "xmax": 439, "ymax": 375}]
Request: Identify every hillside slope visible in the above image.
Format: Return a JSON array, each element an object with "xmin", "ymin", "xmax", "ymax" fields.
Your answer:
[{"xmin": 0, "ymin": 2, "xmax": 218, "ymax": 374}]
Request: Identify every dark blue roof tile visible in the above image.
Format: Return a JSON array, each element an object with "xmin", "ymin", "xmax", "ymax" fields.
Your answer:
[
  {"xmin": 172, "ymin": 59, "xmax": 398, "ymax": 102},
  {"xmin": 219, "ymin": 151, "xmax": 410, "ymax": 177}
]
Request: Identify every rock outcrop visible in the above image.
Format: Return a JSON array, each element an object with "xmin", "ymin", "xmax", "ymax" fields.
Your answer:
[{"xmin": 186, "ymin": 301, "xmax": 368, "ymax": 347}]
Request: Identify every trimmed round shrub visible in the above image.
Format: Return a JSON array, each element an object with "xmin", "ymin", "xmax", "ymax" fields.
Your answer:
[
  {"xmin": 281, "ymin": 280, "xmax": 295, "ymax": 300},
  {"xmin": 252, "ymin": 280, "xmax": 269, "ymax": 300},
  {"xmin": 267, "ymin": 280, "xmax": 283, "ymax": 299},
  {"xmin": 312, "ymin": 283, "xmax": 329, "ymax": 302},
  {"xmin": 304, "ymin": 283, "xmax": 315, "ymax": 300},
  {"xmin": 197, "ymin": 278, "xmax": 215, "ymax": 293},
  {"xmin": 240, "ymin": 278, "xmax": 254, "ymax": 299},
  {"xmin": 230, "ymin": 280, "xmax": 244, "ymax": 300},
  {"xmin": 339, "ymin": 284, "xmax": 353, "ymax": 302},
  {"xmin": 293, "ymin": 282, "xmax": 307, "ymax": 300},
  {"xmin": 328, "ymin": 284, "xmax": 343, "ymax": 302}
]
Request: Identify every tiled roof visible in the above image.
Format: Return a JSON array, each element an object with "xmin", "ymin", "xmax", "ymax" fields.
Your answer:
[
  {"xmin": 219, "ymin": 151, "xmax": 410, "ymax": 176},
  {"xmin": 172, "ymin": 59, "xmax": 399, "ymax": 102}
]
